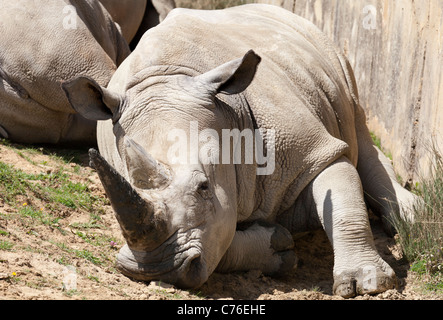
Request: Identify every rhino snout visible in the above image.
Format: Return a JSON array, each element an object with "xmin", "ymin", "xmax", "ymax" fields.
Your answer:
[
  {"xmin": 176, "ymin": 251, "xmax": 209, "ymax": 289},
  {"xmin": 116, "ymin": 243, "xmax": 209, "ymax": 289}
]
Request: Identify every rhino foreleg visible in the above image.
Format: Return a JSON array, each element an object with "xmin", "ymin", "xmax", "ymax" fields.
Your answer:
[
  {"xmin": 216, "ymin": 221, "xmax": 297, "ymax": 276},
  {"xmin": 310, "ymin": 156, "xmax": 397, "ymax": 298}
]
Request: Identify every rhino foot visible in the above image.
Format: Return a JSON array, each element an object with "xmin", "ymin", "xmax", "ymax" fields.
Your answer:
[
  {"xmin": 333, "ymin": 265, "xmax": 397, "ymax": 298},
  {"xmin": 264, "ymin": 222, "xmax": 298, "ymax": 276},
  {"xmin": 217, "ymin": 221, "xmax": 297, "ymax": 276},
  {"xmin": 269, "ymin": 250, "xmax": 297, "ymax": 277}
]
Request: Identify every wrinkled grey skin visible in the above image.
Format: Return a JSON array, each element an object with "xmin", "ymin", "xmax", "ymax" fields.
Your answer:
[
  {"xmin": 0, "ymin": 0, "xmax": 131, "ymax": 144},
  {"xmin": 99, "ymin": 0, "xmax": 175, "ymax": 47},
  {"xmin": 63, "ymin": 4, "xmax": 419, "ymax": 298}
]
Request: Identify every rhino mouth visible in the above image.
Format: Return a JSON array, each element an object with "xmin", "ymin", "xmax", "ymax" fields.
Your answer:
[{"xmin": 115, "ymin": 232, "xmax": 209, "ymax": 289}]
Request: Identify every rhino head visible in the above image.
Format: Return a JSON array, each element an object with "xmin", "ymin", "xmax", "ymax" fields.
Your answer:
[{"xmin": 62, "ymin": 51, "xmax": 261, "ymax": 288}]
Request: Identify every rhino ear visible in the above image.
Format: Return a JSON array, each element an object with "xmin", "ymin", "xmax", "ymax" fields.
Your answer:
[
  {"xmin": 196, "ymin": 50, "xmax": 261, "ymax": 96},
  {"xmin": 62, "ymin": 76, "xmax": 124, "ymax": 122}
]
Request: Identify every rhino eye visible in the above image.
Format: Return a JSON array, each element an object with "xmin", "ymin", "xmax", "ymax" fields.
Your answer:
[
  {"xmin": 199, "ymin": 181, "xmax": 209, "ymax": 191},
  {"xmin": 197, "ymin": 181, "xmax": 212, "ymax": 200}
]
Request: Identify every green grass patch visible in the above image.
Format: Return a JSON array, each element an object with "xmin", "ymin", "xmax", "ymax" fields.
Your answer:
[
  {"xmin": 0, "ymin": 239, "xmax": 14, "ymax": 251},
  {"xmin": 0, "ymin": 161, "xmax": 31, "ymax": 203},
  {"xmin": 0, "ymin": 161, "xmax": 103, "ymax": 211},
  {"xmin": 18, "ymin": 205, "xmax": 60, "ymax": 227},
  {"xmin": 75, "ymin": 249, "xmax": 103, "ymax": 266},
  {"xmin": 74, "ymin": 230, "xmax": 117, "ymax": 248},
  {"xmin": 370, "ymin": 132, "xmax": 393, "ymax": 160},
  {"xmin": 392, "ymin": 146, "xmax": 443, "ymax": 293}
]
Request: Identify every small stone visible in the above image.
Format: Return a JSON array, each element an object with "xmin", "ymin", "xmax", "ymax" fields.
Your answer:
[{"xmin": 0, "ymin": 273, "xmax": 9, "ymax": 280}]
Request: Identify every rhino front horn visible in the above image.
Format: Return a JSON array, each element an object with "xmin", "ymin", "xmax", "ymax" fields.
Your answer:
[{"xmin": 89, "ymin": 149, "xmax": 169, "ymax": 251}]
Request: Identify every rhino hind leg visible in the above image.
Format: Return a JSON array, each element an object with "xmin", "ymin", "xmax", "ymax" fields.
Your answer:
[
  {"xmin": 356, "ymin": 122, "xmax": 419, "ymax": 235},
  {"xmin": 216, "ymin": 221, "xmax": 297, "ymax": 277},
  {"xmin": 310, "ymin": 156, "xmax": 397, "ymax": 298}
]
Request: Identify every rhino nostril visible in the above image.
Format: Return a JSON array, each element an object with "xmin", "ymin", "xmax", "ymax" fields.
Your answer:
[
  {"xmin": 187, "ymin": 255, "xmax": 202, "ymax": 273},
  {"xmin": 181, "ymin": 254, "xmax": 208, "ymax": 288}
]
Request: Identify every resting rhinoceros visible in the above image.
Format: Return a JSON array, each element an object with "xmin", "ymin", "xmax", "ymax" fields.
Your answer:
[
  {"xmin": 0, "ymin": 0, "xmax": 131, "ymax": 144},
  {"xmin": 62, "ymin": 4, "xmax": 418, "ymax": 297},
  {"xmin": 99, "ymin": 0, "xmax": 176, "ymax": 48}
]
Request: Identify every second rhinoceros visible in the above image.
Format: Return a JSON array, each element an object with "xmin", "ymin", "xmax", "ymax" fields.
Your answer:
[
  {"xmin": 0, "ymin": 0, "xmax": 130, "ymax": 144},
  {"xmin": 0, "ymin": 0, "xmax": 175, "ymax": 145},
  {"xmin": 62, "ymin": 4, "xmax": 418, "ymax": 298}
]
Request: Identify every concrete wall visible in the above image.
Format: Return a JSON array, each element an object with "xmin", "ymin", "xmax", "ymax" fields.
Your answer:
[{"xmin": 259, "ymin": 0, "xmax": 443, "ymax": 185}]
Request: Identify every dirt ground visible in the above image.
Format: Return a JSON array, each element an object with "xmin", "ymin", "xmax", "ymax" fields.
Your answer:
[{"xmin": 0, "ymin": 143, "xmax": 441, "ymax": 300}]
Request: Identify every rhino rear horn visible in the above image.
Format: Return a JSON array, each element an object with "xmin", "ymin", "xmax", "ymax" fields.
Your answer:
[
  {"xmin": 89, "ymin": 149, "xmax": 168, "ymax": 250},
  {"xmin": 124, "ymin": 137, "xmax": 171, "ymax": 190}
]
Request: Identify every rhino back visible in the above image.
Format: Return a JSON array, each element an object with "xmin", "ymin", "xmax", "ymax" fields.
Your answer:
[
  {"xmin": 0, "ymin": 0, "xmax": 129, "ymax": 143},
  {"xmin": 113, "ymin": 4, "xmax": 361, "ymax": 220}
]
